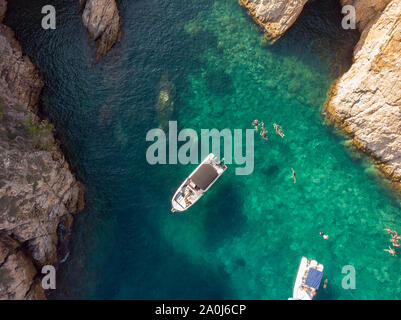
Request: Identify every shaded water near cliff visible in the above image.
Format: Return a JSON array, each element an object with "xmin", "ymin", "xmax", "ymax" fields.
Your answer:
[{"xmin": 6, "ymin": 0, "xmax": 401, "ymax": 299}]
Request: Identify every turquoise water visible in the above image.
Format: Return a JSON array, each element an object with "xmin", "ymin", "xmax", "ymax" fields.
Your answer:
[{"xmin": 6, "ymin": 0, "xmax": 401, "ymax": 299}]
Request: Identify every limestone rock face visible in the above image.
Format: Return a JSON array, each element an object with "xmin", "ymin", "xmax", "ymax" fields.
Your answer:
[
  {"xmin": 340, "ymin": 0, "xmax": 392, "ymax": 31},
  {"xmin": 239, "ymin": 0, "xmax": 307, "ymax": 42},
  {"xmin": 0, "ymin": 9, "xmax": 84, "ymax": 299},
  {"xmin": 326, "ymin": 0, "xmax": 401, "ymax": 190},
  {"xmin": 81, "ymin": 0, "xmax": 121, "ymax": 56}
]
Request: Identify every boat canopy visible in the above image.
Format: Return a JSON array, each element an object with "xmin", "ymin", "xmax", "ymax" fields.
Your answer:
[
  {"xmin": 305, "ymin": 268, "xmax": 323, "ymax": 290},
  {"xmin": 191, "ymin": 164, "xmax": 218, "ymax": 190}
]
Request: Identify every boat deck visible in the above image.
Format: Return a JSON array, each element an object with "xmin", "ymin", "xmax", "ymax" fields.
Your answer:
[{"xmin": 171, "ymin": 153, "xmax": 227, "ymax": 212}]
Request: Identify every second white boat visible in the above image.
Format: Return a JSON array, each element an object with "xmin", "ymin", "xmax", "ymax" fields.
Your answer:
[{"xmin": 290, "ymin": 256, "xmax": 324, "ymax": 300}]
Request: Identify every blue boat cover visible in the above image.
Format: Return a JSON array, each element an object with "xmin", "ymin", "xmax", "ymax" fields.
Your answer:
[{"xmin": 305, "ymin": 268, "xmax": 323, "ymax": 290}]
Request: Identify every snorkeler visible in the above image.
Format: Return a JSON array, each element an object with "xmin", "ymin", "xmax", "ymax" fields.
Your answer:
[
  {"xmin": 291, "ymin": 168, "xmax": 296, "ymax": 184},
  {"xmin": 273, "ymin": 123, "xmax": 285, "ymax": 138}
]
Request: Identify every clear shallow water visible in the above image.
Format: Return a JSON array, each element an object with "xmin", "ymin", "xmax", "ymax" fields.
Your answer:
[{"xmin": 6, "ymin": 0, "xmax": 401, "ymax": 299}]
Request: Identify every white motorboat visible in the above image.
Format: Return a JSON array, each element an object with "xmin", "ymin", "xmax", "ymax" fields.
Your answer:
[
  {"xmin": 290, "ymin": 257, "xmax": 324, "ymax": 300},
  {"xmin": 171, "ymin": 153, "xmax": 227, "ymax": 212}
]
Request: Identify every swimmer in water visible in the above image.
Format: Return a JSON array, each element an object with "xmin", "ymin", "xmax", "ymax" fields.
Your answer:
[
  {"xmin": 384, "ymin": 246, "xmax": 397, "ymax": 256},
  {"xmin": 323, "ymin": 279, "xmax": 328, "ymax": 289},
  {"xmin": 273, "ymin": 123, "xmax": 285, "ymax": 138},
  {"xmin": 252, "ymin": 119, "xmax": 259, "ymax": 131},
  {"xmin": 391, "ymin": 238, "xmax": 401, "ymax": 247},
  {"xmin": 291, "ymin": 168, "xmax": 296, "ymax": 183},
  {"xmin": 260, "ymin": 129, "xmax": 268, "ymax": 140},
  {"xmin": 320, "ymin": 231, "xmax": 329, "ymax": 240}
]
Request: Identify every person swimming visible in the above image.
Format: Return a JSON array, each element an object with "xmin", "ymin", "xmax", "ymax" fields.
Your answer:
[
  {"xmin": 273, "ymin": 123, "xmax": 285, "ymax": 138},
  {"xmin": 291, "ymin": 168, "xmax": 296, "ymax": 183},
  {"xmin": 391, "ymin": 238, "xmax": 401, "ymax": 247},
  {"xmin": 320, "ymin": 231, "xmax": 329, "ymax": 240},
  {"xmin": 384, "ymin": 228, "xmax": 401, "ymax": 247},
  {"xmin": 323, "ymin": 279, "xmax": 328, "ymax": 289},
  {"xmin": 384, "ymin": 246, "xmax": 397, "ymax": 256},
  {"xmin": 260, "ymin": 129, "xmax": 268, "ymax": 140},
  {"xmin": 384, "ymin": 228, "xmax": 397, "ymax": 236},
  {"xmin": 252, "ymin": 119, "xmax": 259, "ymax": 131}
]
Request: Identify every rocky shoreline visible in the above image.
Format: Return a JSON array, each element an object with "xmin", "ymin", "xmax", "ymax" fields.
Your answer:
[
  {"xmin": 241, "ymin": 0, "xmax": 401, "ymax": 193},
  {"xmin": 0, "ymin": 0, "xmax": 121, "ymax": 300},
  {"xmin": 0, "ymin": 0, "xmax": 84, "ymax": 299}
]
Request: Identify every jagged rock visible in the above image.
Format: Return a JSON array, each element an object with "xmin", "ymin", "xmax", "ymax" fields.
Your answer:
[
  {"xmin": 81, "ymin": 0, "xmax": 121, "ymax": 56},
  {"xmin": 325, "ymin": 0, "xmax": 401, "ymax": 191},
  {"xmin": 239, "ymin": 0, "xmax": 307, "ymax": 42},
  {"xmin": 0, "ymin": 233, "xmax": 45, "ymax": 300},
  {"xmin": 0, "ymin": 7, "xmax": 84, "ymax": 299},
  {"xmin": 340, "ymin": 0, "xmax": 392, "ymax": 31}
]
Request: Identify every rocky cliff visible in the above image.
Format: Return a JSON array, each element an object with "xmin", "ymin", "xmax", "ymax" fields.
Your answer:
[
  {"xmin": 80, "ymin": 0, "xmax": 121, "ymax": 56},
  {"xmin": 0, "ymin": 0, "xmax": 84, "ymax": 299},
  {"xmin": 325, "ymin": 0, "xmax": 401, "ymax": 191},
  {"xmin": 239, "ymin": 0, "xmax": 308, "ymax": 42}
]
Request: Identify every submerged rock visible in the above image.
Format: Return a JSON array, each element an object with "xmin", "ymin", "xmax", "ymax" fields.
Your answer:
[
  {"xmin": 80, "ymin": 0, "xmax": 121, "ymax": 56},
  {"xmin": 239, "ymin": 0, "xmax": 307, "ymax": 42},
  {"xmin": 0, "ymin": 4, "xmax": 84, "ymax": 299},
  {"xmin": 156, "ymin": 74, "xmax": 175, "ymax": 131},
  {"xmin": 325, "ymin": 0, "xmax": 401, "ymax": 191}
]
